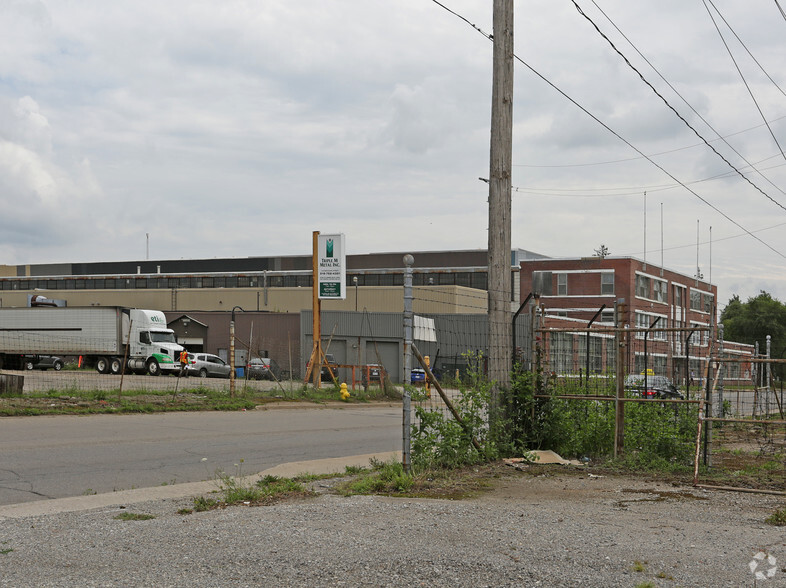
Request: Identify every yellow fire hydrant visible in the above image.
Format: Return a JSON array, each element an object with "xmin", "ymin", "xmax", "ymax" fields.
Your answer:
[{"xmin": 340, "ymin": 382, "xmax": 350, "ymax": 401}]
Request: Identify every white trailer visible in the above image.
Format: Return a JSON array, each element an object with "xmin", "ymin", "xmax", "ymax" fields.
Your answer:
[{"xmin": 0, "ymin": 307, "xmax": 183, "ymax": 376}]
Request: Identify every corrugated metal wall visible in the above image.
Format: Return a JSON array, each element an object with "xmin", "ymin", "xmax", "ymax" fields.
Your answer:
[{"xmin": 300, "ymin": 310, "xmax": 533, "ymax": 382}]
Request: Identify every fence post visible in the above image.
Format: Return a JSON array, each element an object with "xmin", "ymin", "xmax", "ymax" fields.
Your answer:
[
  {"xmin": 753, "ymin": 341, "xmax": 759, "ymax": 419},
  {"xmin": 717, "ymin": 324, "xmax": 725, "ymax": 418},
  {"xmin": 402, "ymin": 254, "xmax": 414, "ymax": 474},
  {"xmin": 766, "ymin": 335, "xmax": 772, "ymax": 418},
  {"xmin": 614, "ymin": 298, "xmax": 626, "ymax": 458},
  {"xmin": 702, "ymin": 312, "xmax": 716, "ymax": 467}
]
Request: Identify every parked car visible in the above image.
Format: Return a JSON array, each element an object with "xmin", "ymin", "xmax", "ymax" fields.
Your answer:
[
  {"xmin": 624, "ymin": 374, "xmax": 684, "ymax": 400},
  {"xmin": 247, "ymin": 357, "xmax": 274, "ymax": 380},
  {"xmin": 187, "ymin": 353, "xmax": 231, "ymax": 378},
  {"xmin": 362, "ymin": 363, "xmax": 384, "ymax": 385},
  {"xmin": 23, "ymin": 355, "xmax": 64, "ymax": 371},
  {"xmin": 365, "ymin": 363, "xmax": 383, "ymax": 381},
  {"xmin": 410, "ymin": 368, "xmax": 426, "ymax": 385},
  {"xmin": 306, "ymin": 353, "xmax": 338, "ymax": 381}
]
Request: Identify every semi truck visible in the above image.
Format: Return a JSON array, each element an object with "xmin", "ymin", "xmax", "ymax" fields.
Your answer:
[{"xmin": 0, "ymin": 306, "xmax": 183, "ymax": 376}]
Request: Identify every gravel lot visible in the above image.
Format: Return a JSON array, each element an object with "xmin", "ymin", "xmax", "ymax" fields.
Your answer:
[{"xmin": 2, "ymin": 467, "xmax": 785, "ymax": 587}]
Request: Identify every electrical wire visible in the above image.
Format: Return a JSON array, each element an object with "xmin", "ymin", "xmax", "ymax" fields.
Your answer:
[
  {"xmin": 428, "ymin": 0, "xmax": 786, "ymax": 259},
  {"xmin": 513, "ymin": 150, "xmax": 786, "ymax": 198},
  {"xmin": 515, "ymin": 114, "xmax": 786, "ymax": 168},
  {"xmin": 701, "ymin": 0, "xmax": 786, "ymax": 164},
  {"xmin": 588, "ymin": 0, "xmax": 786, "ymax": 199},
  {"xmin": 571, "ymin": 0, "xmax": 786, "ymax": 214},
  {"xmin": 776, "ymin": 0, "xmax": 786, "ymax": 22}
]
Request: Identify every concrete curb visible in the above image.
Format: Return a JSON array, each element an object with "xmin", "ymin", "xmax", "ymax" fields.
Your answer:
[{"xmin": 0, "ymin": 451, "xmax": 401, "ymax": 520}]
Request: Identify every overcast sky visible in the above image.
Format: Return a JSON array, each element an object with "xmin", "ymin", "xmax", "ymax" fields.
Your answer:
[{"xmin": 1, "ymin": 0, "xmax": 786, "ymax": 309}]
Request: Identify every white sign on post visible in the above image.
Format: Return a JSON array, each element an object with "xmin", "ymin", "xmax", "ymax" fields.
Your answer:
[{"xmin": 317, "ymin": 233, "xmax": 346, "ymax": 300}]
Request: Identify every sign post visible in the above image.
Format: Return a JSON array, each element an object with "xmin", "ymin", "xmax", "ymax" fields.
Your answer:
[{"xmin": 307, "ymin": 232, "xmax": 346, "ymax": 388}]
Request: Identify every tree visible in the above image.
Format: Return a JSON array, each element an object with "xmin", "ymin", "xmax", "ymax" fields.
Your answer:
[
  {"xmin": 720, "ymin": 292, "xmax": 786, "ymax": 377},
  {"xmin": 593, "ymin": 244, "xmax": 610, "ymax": 259}
]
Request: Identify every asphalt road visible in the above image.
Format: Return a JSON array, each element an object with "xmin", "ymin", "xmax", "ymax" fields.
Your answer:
[{"xmin": 0, "ymin": 405, "xmax": 402, "ymax": 506}]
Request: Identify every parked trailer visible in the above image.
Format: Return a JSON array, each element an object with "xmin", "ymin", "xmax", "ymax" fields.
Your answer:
[{"xmin": 0, "ymin": 307, "xmax": 183, "ymax": 376}]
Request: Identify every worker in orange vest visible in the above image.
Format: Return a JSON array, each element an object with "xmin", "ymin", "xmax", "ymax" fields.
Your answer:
[{"xmin": 179, "ymin": 349, "xmax": 189, "ymax": 377}]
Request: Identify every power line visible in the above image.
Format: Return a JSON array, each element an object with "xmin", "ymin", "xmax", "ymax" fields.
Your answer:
[
  {"xmin": 571, "ymin": 0, "xmax": 786, "ymax": 214},
  {"xmin": 512, "ymin": 155, "xmax": 786, "ymax": 198},
  {"xmin": 515, "ymin": 114, "xmax": 786, "ymax": 169},
  {"xmin": 587, "ymin": 0, "xmax": 786, "ymax": 200},
  {"xmin": 776, "ymin": 0, "xmax": 786, "ymax": 22},
  {"xmin": 428, "ymin": 0, "xmax": 786, "ymax": 259},
  {"xmin": 702, "ymin": 0, "xmax": 786, "ymax": 164}
]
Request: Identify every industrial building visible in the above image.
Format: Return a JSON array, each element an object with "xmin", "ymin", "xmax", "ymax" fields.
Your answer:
[{"xmin": 0, "ymin": 249, "xmax": 544, "ymax": 382}]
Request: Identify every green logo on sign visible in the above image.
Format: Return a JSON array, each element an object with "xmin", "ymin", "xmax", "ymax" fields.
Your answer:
[{"xmin": 326, "ymin": 239, "xmax": 334, "ymax": 258}]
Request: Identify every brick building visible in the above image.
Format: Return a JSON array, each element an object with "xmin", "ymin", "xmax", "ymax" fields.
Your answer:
[{"xmin": 519, "ymin": 256, "xmax": 723, "ymax": 384}]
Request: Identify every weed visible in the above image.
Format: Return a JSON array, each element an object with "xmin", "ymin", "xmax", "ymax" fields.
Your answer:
[
  {"xmin": 634, "ymin": 583, "xmax": 655, "ymax": 588},
  {"xmin": 344, "ymin": 465, "xmax": 367, "ymax": 475},
  {"xmin": 631, "ymin": 560, "xmax": 647, "ymax": 573},
  {"xmin": 292, "ymin": 472, "xmax": 342, "ymax": 483},
  {"xmin": 216, "ymin": 461, "xmax": 263, "ymax": 504},
  {"xmin": 411, "ymin": 353, "xmax": 498, "ymax": 469},
  {"xmin": 192, "ymin": 496, "xmax": 218, "ymax": 512},
  {"xmin": 256, "ymin": 475, "xmax": 307, "ymax": 496},
  {"xmin": 338, "ymin": 459, "xmax": 413, "ymax": 495},
  {"xmin": 0, "ymin": 548, "xmax": 13, "ymax": 555},
  {"xmin": 765, "ymin": 507, "xmax": 786, "ymax": 526},
  {"xmin": 177, "ymin": 508, "xmax": 193, "ymax": 515},
  {"xmin": 114, "ymin": 512, "xmax": 155, "ymax": 521}
]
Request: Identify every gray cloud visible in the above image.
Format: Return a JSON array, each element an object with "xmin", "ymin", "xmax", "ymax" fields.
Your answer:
[{"xmin": 0, "ymin": 0, "xmax": 783, "ymax": 305}]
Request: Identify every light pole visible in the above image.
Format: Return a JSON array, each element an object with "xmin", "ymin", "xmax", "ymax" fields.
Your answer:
[{"xmin": 230, "ymin": 306, "xmax": 244, "ymax": 397}]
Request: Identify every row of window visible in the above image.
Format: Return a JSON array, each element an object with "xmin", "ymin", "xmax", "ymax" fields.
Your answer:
[
  {"xmin": 633, "ymin": 311, "xmax": 710, "ymax": 346},
  {"xmin": 533, "ymin": 271, "xmax": 614, "ymax": 296},
  {"xmin": 548, "ymin": 332, "xmax": 614, "ymax": 373},
  {"xmin": 0, "ymin": 271, "xmax": 492, "ymax": 291},
  {"xmin": 635, "ymin": 275, "xmax": 713, "ymax": 313}
]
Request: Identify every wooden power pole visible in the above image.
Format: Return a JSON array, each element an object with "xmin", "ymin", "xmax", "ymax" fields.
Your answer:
[{"xmin": 487, "ymin": 0, "xmax": 514, "ymax": 406}]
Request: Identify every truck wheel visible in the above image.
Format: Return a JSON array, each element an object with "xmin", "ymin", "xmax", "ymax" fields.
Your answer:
[
  {"xmin": 147, "ymin": 359, "xmax": 161, "ymax": 376},
  {"xmin": 25, "ymin": 361, "xmax": 35, "ymax": 371},
  {"xmin": 96, "ymin": 357, "xmax": 111, "ymax": 374},
  {"xmin": 110, "ymin": 358, "xmax": 123, "ymax": 375}
]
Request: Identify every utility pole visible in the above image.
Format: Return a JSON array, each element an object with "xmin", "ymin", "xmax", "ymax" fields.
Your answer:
[{"xmin": 487, "ymin": 0, "xmax": 514, "ymax": 409}]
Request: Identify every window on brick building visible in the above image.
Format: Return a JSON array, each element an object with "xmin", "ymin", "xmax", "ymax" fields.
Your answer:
[
  {"xmin": 601, "ymin": 272, "xmax": 614, "ymax": 295},
  {"xmin": 550, "ymin": 332, "xmax": 573, "ymax": 373},
  {"xmin": 557, "ymin": 273, "xmax": 567, "ymax": 295},
  {"xmin": 635, "ymin": 275, "xmax": 650, "ymax": 298},
  {"xmin": 690, "ymin": 290, "xmax": 702, "ymax": 311},
  {"xmin": 704, "ymin": 293, "xmax": 713, "ymax": 314},
  {"xmin": 577, "ymin": 335, "xmax": 603, "ymax": 373},
  {"xmin": 636, "ymin": 312, "xmax": 666, "ymax": 340},
  {"xmin": 653, "ymin": 279, "xmax": 666, "ymax": 302},
  {"xmin": 674, "ymin": 285, "xmax": 684, "ymax": 308}
]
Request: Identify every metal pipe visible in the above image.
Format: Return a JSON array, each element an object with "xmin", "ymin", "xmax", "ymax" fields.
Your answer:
[
  {"xmin": 511, "ymin": 292, "xmax": 533, "ymax": 369},
  {"xmin": 585, "ymin": 304, "xmax": 606, "ymax": 392}
]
